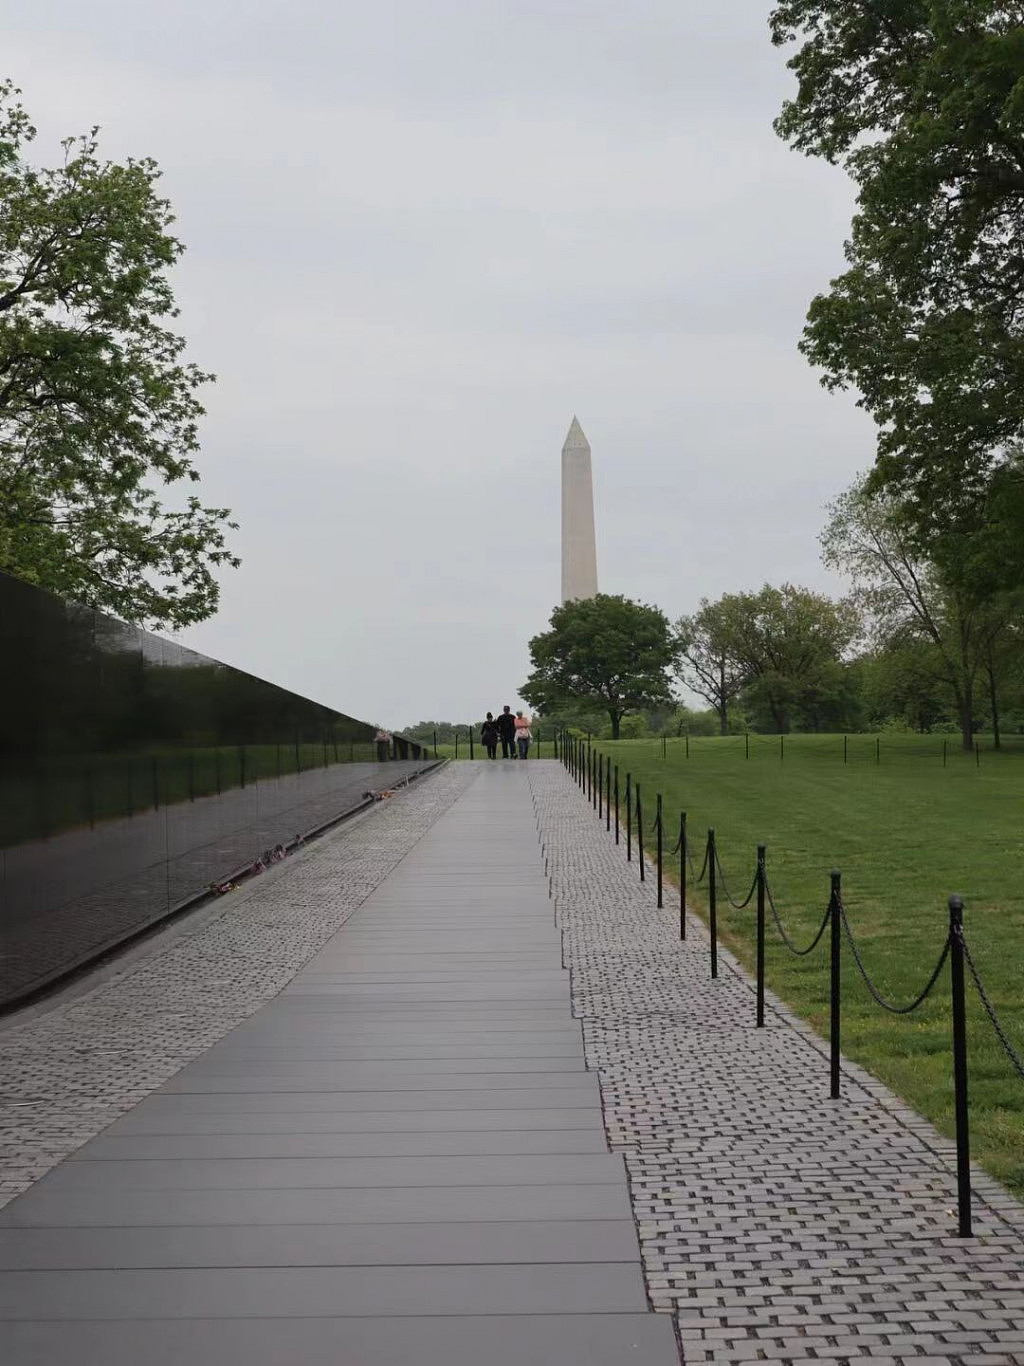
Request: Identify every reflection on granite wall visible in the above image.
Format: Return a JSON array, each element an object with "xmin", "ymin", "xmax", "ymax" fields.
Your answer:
[{"xmin": 0, "ymin": 572, "xmax": 430, "ymax": 1008}]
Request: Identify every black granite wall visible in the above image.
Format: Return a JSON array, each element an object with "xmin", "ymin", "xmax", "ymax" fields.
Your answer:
[{"xmin": 0, "ymin": 571, "xmax": 429, "ymax": 1007}]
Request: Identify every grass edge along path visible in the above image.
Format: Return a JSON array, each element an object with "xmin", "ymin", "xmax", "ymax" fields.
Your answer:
[{"xmin": 583, "ymin": 734, "xmax": 1024, "ymax": 1201}]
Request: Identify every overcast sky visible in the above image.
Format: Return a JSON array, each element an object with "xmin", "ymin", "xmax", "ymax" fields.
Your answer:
[{"xmin": 7, "ymin": 1, "xmax": 873, "ymax": 728}]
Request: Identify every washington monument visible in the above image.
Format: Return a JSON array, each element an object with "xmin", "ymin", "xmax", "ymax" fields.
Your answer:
[{"xmin": 561, "ymin": 416, "xmax": 598, "ymax": 603}]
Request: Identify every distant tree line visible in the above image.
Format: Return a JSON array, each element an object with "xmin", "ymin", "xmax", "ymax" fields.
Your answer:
[{"xmin": 517, "ymin": 573, "xmax": 1024, "ymax": 749}]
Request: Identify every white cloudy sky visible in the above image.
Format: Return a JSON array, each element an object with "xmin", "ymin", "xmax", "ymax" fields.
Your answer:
[{"xmin": 6, "ymin": 1, "xmax": 872, "ymax": 728}]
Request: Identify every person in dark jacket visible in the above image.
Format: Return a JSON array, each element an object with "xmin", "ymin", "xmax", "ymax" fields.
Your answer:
[
  {"xmin": 481, "ymin": 713, "xmax": 499, "ymax": 760},
  {"xmin": 496, "ymin": 705, "xmax": 516, "ymax": 758}
]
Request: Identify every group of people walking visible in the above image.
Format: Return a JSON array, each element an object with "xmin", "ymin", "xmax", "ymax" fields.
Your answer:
[{"xmin": 481, "ymin": 705, "xmax": 532, "ymax": 761}]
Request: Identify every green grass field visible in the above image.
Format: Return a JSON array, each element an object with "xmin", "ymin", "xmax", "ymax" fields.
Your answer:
[{"xmin": 576, "ymin": 733, "xmax": 1024, "ymax": 1199}]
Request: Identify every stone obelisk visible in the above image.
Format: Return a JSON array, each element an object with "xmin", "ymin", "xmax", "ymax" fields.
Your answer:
[{"xmin": 561, "ymin": 416, "xmax": 598, "ymax": 603}]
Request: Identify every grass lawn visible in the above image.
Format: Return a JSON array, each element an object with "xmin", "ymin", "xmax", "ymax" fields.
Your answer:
[{"xmin": 581, "ymin": 733, "xmax": 1024, "ymax": 1199}]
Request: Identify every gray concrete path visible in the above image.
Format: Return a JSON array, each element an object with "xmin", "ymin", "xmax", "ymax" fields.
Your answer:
[{"xmin": 0, "ymin": 764, "xmax": 679, "ymax": 1364}]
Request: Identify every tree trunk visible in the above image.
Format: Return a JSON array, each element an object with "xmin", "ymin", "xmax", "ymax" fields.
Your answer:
[
  {"xmin": 610, "ymin": 712, "xmax": 621, "ymax": 740},
  {"xmin": 958, "ymin": 684, "xmax": 974, "ymax": 752},
  {"xmin": 987, "ymin": 660, "xmax": 1001, "ymax": 750},
  {"xmin": 718, "ymin": 658, "xmax": 728, "ymax": 735}
]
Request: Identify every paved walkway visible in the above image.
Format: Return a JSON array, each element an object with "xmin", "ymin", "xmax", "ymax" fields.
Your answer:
[
  {"xmin": 0, "ymin": 764, "xmax": 678, "ymax": 1364},
  {"xmin": 530, "ymin": 763, "xmax": 1024, "ymax": 1366}
]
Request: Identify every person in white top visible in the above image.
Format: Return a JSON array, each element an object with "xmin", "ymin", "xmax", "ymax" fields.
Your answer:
[{"xmin": 514, "ymin": 711, "xmax": 532, "ymax": 761}]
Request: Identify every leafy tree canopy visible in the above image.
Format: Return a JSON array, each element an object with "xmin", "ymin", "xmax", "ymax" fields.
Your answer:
[
  {"xmin": 771, "ymin": 3, "xmax": 1024, "ymax": 534},
  {"xmin": 714, "ymin": 583, "xmax": 862, "ymax": 733},
  {"xmin": 821, "ymin": 477, "xmax": 1023, "ymax": 746},
  {"xmin": 521, "ymin": 594, "xmax": 678, "ymax": 739},
  {"xmin": 675, "ymin": 598, "xmax": 749, "ymax": 735},
  {"xmin": 0, "ymin": 80, "xmax": 237, "ymax": 628}
]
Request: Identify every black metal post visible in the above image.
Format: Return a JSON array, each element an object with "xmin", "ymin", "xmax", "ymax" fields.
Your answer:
[
  {"xmin": 455, "ymin": 729, "xmax": 459, "ymax": 760},
  {"xmin": 949, "ymin": 894, "xmax": 972, "ymax": 1236},
  {"xmin": 636, "ymin": 783, "xmax": 645, "ymax": 882},
  {"xmin": 708, "ymin": 828, "xmax": 718, "ymax": 978},
  {"xmin": 756, "ymin": 845, "xmax": 766, "ymax": 1027},
  {"xmin": 614, "ymin": 766, "xmax": 620, "ymax": 843},
  {"xmin": 943, "ymin": 739, "xmax": 947, "ymax": 768},
  {"xmin": 434, "ymin": 728, "xmax": 438, "ymax": 757},
  {"xmin": 830, "ymin": 868, "xmax": 841, "ymax": 1100},
  {"xmin": 152, "ymin": 756, "xmax": 161, "ymax": 810},
  {"xmin": 745, "ymin": 732, "xmax": 749, "ymax": 760},
  {"xmin": 625, "ymin": 774, "xmax": 632, "ymax": 861},
  {"xmin": 843, "ymin": 734, "xmax": 848, "ymax": 765},
  {"xmin": 656, "ymin": 793, "xmax": 663, "ymax": 907},
  {"xmin": 685, "ymin": 732, "xmax": 690, "ymax": 760},
  {"xmin": 780, "ymin": 734, "xmax": 784, "ymax": 763},
  {"xmin": 598, "ymin": 755, "xmax": 603, "ymax": 819},
  {"xmin": 469, "ymin": 725, "xmax": 474, "ymax": 760},
  {"xmin": 605, "ymin": 758, "xmax": 611, "ymax": 831},
  {"xmin": 679, "ymin": 811, "xmax": 686, "ymax": 940}
]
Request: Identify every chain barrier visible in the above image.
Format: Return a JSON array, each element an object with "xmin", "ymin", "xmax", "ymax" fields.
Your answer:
[
  {"xmin": 692, "ymin": 838, "xmax": 708, "ymax": 884},
  {"xmin": 764, "ymin": 876, "xmax": 831, "ymax": 957},
  {"xmin": 713, "ymin": 848, "xmax": 758, "ymax": 910},
  {"xmin": 957, "ymin": 925, "xmax": 1024, "ymax": 1081},
  {"xmin": 837, "ymin": 898, "xmax": 950, "ymax": 1015}
]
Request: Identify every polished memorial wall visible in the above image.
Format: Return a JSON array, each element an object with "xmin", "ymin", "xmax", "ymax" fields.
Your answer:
[{"xmin": 0, "ymin": 571, "xmax": 430, "ymax": 1008}]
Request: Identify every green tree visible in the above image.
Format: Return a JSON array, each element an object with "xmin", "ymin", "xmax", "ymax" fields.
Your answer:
[
  {"xmin": 0, "ymin": 80, "xmax": 237, "ymax": 628},
  {"xmin": 717, "ymin": 584, "xmax": 861, "ymax": 733},
  {"xmin": 675, "ymin": 597, "xmax": 749, "ymax": 735},
  {"xmin": 821, "ymin": 480, "xmax": 1020, "ymax": 748},
  {"xmin": 771, "ymin": 4, "xmax": 1024, "ymax": 538},
  {"xmin": 858, "ymin": 638, "xmax": 952, "ymax": 733},
  {"xmin": 521, "ymin": 594, "xmax": 678, "ymax": 740}
]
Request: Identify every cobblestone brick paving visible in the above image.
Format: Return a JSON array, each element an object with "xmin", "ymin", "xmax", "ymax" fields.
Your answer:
[
  {"xmin": 0, "ymin": 763, "xmax": 475, "ymax": 1207},
  {"xmin": 528, "ymin": 762, "xmax": 1024, "ymax": 1366}
]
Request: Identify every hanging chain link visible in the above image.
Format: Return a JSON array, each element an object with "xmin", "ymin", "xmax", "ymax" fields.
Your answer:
[
  {"xmin": 957, "ymin": 925, "xmax": 1024, "ymax": 1081},
  {"xmin": 837, "ymin": 899, "xmax": 950, "ymax": 1015},
  {"xmin": 713, "ymin": 848, "xmax": 758, "ymax": 910},
  {"xmin": 764, "ymin": 877, "xmax": 831, "ymax": 957}
]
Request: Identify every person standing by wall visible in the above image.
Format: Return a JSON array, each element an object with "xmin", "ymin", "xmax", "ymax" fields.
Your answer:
[
  {"xmin": 481, "ymin": 713, "xmax": 499, "ymax": 760},
  {"xmin": 374, "ymin": 728, "xmax": 391, "ymax": 762},
  {"xmin": 514, "ymin": 711, "xmax": 532, "ymax": 761},
  {"xmin": 497, "ymin": 705, "xmax": 516, "ymax": 759}
]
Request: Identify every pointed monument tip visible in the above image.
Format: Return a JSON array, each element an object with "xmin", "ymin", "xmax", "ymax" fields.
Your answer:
[{"xmin": 562, "ymin": 415, "xmax": 590, "ymax": 451}]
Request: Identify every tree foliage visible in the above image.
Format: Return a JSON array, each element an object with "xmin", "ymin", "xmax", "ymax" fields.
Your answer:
[
  {"xmin": 675, "ymin": 598, "xmax": 748, "ymax": 735},
  {"xmin": 521, "ymin": 594, "xmax": 678, "ymax": 739},
  {"xmin": 713, "ymin": 584, "xmax": 861, "ymax": 734},
  {"xmin": 771, "ymin": 3, "xmax": 1024, "ymax": 534},
  {"xmin": 821, "ymin": 478, "xmax": 1023, "ymax": 747},
  {"xmin": 0, "ymin": 80, "xmax": 237, "ymax": 628}
]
